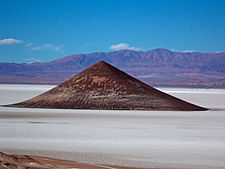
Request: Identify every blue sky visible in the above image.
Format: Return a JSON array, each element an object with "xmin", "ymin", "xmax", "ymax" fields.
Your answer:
[{"xmin": 0, "ymin": 0, "xmax": 225, "ymax": 63}]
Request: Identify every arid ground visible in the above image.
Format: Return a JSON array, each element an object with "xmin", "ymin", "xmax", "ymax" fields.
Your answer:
[{"xmin": 0, "ymin": 85, "xmax": 225, "ymax": 169}]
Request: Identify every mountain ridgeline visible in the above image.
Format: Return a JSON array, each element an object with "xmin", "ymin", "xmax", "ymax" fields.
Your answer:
[{"xmin": 0, "ymin": 48, "xmax": 225, "ymax": 88}]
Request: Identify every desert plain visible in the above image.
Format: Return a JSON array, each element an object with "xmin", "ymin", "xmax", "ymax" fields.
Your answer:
[{"xmin": 0, "ymin": 84, "xmax": 225, "ymax": 169}]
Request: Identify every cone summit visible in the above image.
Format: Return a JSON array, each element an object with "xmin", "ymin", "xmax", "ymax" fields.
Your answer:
[{"xmin": 8, "ymin": 61, "xmax": 207, "ymax": 111}]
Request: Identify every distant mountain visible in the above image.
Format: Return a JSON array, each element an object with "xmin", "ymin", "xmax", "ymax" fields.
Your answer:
[
  {"xmin": 8, "ymin": 61, "xmax": 207, "ymax": 111},
  {"xmin": 0, "ymin": 48, "xmax": 225, "ymax": 88}
]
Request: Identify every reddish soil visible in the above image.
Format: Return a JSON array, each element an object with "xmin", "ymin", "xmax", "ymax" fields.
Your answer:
[{"xmin": 0, "ymin": 152, "xmax": 166, "ymax": 169}]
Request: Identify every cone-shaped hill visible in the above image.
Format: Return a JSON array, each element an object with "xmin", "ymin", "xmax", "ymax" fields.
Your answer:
[{"xmin": 8, "ymin": 61, "xmax": 207, "ymax": 111}]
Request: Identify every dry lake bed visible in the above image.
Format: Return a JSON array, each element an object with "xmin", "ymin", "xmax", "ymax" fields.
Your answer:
[{"xmin": 0, "ymin": 84, "xmax": 225, "ymax": 169}]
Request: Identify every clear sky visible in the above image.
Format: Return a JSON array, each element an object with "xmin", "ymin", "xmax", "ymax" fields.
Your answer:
[{"xmin": 0, "ymin": 0, "xmax": 225, "ymax": 63}]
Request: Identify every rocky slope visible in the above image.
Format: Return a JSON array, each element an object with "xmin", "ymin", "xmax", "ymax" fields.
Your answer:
[{"xmin": 8, "ymin": 61, "xmax": 207, "ymax": 111}]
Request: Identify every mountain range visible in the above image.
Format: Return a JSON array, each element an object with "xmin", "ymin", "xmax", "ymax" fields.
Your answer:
[{"xmin": 0, "ymin": 48, "xmax": 225, "ymax": 88}]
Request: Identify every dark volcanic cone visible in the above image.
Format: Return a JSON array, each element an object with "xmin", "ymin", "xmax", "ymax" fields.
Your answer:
[{"xmin": 8, "ymin": 61, "xmax": 207, "ymax": 111}]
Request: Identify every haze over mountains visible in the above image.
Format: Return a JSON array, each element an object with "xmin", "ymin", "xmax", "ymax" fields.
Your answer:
[{"xmin": 0, "ymin": 48, "xmax": 225, "ymax": 88}]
